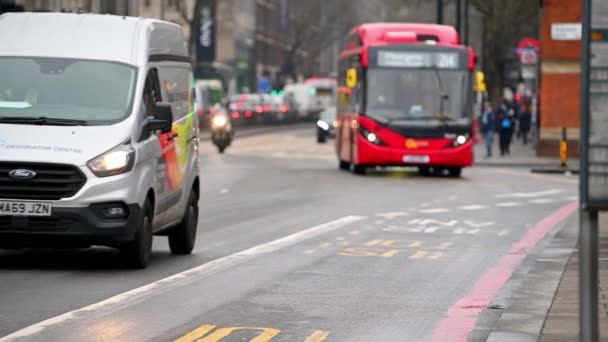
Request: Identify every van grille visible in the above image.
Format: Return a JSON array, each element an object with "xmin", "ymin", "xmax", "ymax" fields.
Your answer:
[
  {"xmin": 0, "ymin": 216, "xmax": 76, "ymax": 232},
  {"xmin": 0, "ymin": 162, "xmax": 86, "ymax": 200}
]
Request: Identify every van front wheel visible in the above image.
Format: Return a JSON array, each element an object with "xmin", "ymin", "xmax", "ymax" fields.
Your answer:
[
  {"xmin": 120, "ymin": 199, "xmax": 153, "ymax": 269},
  {"xmin": 169, "ymin": 191, "xmax": 199, "ymax": 255}
]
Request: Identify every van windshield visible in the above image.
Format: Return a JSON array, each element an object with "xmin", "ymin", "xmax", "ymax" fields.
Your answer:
[{"xmin": 0, "ymin": 57, "xmax": 136, "ymax": 125}]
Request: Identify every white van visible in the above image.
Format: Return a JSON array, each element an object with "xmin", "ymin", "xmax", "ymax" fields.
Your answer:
[{"xmin": 0, "ymin": 13, "xmax": 200, "ymax": 268}]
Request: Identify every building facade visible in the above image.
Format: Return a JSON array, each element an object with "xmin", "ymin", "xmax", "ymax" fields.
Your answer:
[{"xmin": 538, "ymin": 0, "xmax": 582, "ymax": 157}]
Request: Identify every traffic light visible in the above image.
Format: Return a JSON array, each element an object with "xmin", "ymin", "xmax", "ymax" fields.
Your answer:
[{"xmin": 474, "ymin": 71, "xmax": 486, "ymax": 93}]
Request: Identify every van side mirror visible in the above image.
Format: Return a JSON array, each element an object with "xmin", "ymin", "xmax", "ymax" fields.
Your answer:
[{"xmin": 148, "ymin": 102, "xmax": 173, "ymax": 134}]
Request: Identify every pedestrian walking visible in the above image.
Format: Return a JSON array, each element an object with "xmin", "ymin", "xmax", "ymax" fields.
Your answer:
[
  {"xmin": 519, "ymin": 103, "xmax": 532, "ymax": 145},
  {"xmin": 480, "ymin": 102, "xmax": 497, "ymax": 158},
  {"xmin": 497, "ymin": 98, "xmax": 514, "ymax": 156}
]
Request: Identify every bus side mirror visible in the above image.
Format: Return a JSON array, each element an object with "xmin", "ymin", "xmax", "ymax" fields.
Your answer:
[{"xmin": 346, "ymin": 68, "xmax": 358, "ymax": 88}]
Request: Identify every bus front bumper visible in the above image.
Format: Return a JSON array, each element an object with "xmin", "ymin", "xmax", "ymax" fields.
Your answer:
[{"xmin": 357, "ymin": 138, "xmax": 473, "ymax": 168}]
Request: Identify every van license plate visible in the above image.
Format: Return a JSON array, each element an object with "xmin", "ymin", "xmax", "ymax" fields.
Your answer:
[
  {"xmin": 0, "ymin": 201, "xmax": 52, "ymax": 217},
  {"xmin": 403, "ymin": 155, "xmax": 430, "ymax": 164}
]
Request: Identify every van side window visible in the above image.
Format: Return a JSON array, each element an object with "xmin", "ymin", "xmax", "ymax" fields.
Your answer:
[{"xmin": 143, "ymin": 69, "xmax": 161, "ymax": 115}]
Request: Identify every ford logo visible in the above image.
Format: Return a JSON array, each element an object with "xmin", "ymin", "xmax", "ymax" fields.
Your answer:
[{"xmin": 8, "ymin": 169, "xmax": 37, "ymax": 180}]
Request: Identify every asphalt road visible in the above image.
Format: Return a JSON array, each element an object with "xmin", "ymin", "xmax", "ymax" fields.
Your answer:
[{"xmin": 0, "ymin": 126, "xmax": 579, "ymax": 342}]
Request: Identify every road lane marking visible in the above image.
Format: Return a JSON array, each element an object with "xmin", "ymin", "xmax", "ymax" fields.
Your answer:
[
  {"xmin": 463, "ymin": 220, "xmax": 495, "ymax": 228},
  {"xmin": 435, "ymin": 242, "xmax": 452, "ymax": 250},
  {"xmin": 496, "ymin": 189, "xmax": 563, "ymax": 199},
  {"xmin": 466, "ymin": 229, "xmax": 480, "ymax": 235},
  {"xmin": 496, "ymin": 202, "xmax": 522, "ymax": 207},
  {"xmin": 0, "ymin": 215, "xmax": 366, "ymax": 341},
  {"xmin": 304, "ymin": 331, "xmax": 330, "ymax": 342},
  {"xmin": 424, "ymin": 227, "xmax": 439, "ymax": 233},
  {"xmin": 319, "ymin": 243, "xmax": 332, "ymax": 248},
  {"xmin": 338, "ymin": 247, "xmax": 384, "ymax": 257},
  {"xmin": 409, "ymin": 251, "xmax": 428, "ymax": 259},
  {"xmin": 175, "ymin": 325, "xmax": 216, "ymax": 342},
  {"xmin": 377, "ymin": 212, "xmax": 408, "ymax": 219},
  {"xmin": 197, "ymin": 327, "xmax": 280, "ymax": 342},
  {"xmin": 429, "ymin": 252, "xmax": 444, "ymax": 260},
  {"xmin": 380, "ymin": 249, "xmax": 402, "ymax": 257},
  {"xmin": 348, "ymin": 230, "xmax": 360, "ymax": 235},
  {"xmin": 336, "ymin": 236, "xmax": 346, "ymax": 241},
  {"xmin": 494, "ymin": 169, "xmax": 578, "ymax": 184},
  {"xmin": 219, "ymin": 189, "xmax": 230, "ymax": 194},
  {"xmin": 374, "ymin": 219, "xmax": 385, "ymax": 225},
  {"xmin": 366, "ymin": 240, "xmax": 382, "ymax": 246},
  {"xmin": 304, "ymin": 250, "xmax": 316, "ymax": 255},
  {"xmin": 409, "ymin": 219, "xmax": 458, "ymax": 226},
  {"xmin": 380, "ymin": 240, "xmax": 396, "ymax": 247},
  {"xmin": 498, "ymin": 230, "xmax": 510, "ymax": 237},
  {"xmin": 458, "ymin": 205, "xmax": 487, "ymax": 210},
  {"xmin": 529, "ymin": 198, "xmax": 557, "ymax": 204},
  {"xmin": 419, "ymin": 208, "xmax": 451, "ymax": 214},
  {"xmin": 431, "ymin": 202, "xmax": 578, "ymax": 342},
  {"xmin": 409, "ymin": 241, "xmax": 424, "ymax": 248}
]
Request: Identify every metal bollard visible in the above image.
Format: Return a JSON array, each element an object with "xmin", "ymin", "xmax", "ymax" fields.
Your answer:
[{"xmin": 560, "ymin": 127, "xmax": 568, "ymax": 168}]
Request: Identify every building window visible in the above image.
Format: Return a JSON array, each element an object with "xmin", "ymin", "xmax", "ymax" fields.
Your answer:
[{"xmin": 144, "ymin": 0, "xmax": 151, "ymax": 7}]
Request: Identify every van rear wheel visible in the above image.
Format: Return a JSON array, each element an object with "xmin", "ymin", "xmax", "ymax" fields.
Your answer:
[
  {"xmin": 169, "ymin": 191, "xmax": 199, "ymax": 255},
  {"xmin": 120, "ymin": 199, "xmax": 153, "ymax": 269}
]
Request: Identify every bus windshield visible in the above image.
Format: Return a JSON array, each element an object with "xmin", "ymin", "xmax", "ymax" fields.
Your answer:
[{"xmin": 366, "ymin": 68, "xmax": 469, "ymax": 121}]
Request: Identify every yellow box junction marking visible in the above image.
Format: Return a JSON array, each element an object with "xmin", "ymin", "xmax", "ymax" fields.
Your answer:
[{"xmin": 175, "ymin": 325, "xmax": 328, "ymax": 342}]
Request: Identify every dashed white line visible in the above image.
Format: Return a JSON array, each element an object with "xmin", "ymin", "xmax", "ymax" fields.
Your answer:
[
  {"xmin": 498, "ymin": 229, "xmax": 510, "ymax": 237},
  {"xmin": 419, "ymin": 208, "xmax": 451, "ymax": 214},
  {"xmin": 529, "ymin": 198, "xmax": 557, "ymax": 204},
  {"xmin": 459, "ymin": 205, "xmax": 487, "ymax": 211},
  {"xmin": 424, "ymin": 227, "xmax": 439, "ymax": 233},
  {"xmin": 496, "ymin": 202, "xmax": 522, "ymax": 208},
  {"xmin": 496, "ymin": 189, "xmax": 563, "ymax": 199},
  {"xmin": 219, "ymin": 188, "xmax": 230, "ymax": 194},
  {"xmin": 466, "ymin": 229, "xmax": 480, "ymax": 235},
  {"xmin": 377, "ymin": 211, "xmax": 409, "ymax": 219}
]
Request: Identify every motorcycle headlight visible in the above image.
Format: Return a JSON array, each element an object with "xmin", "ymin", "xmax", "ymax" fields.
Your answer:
[
  {"xmin": 212, "ymin": 115, "xmax": 228, "ymax": 128},
  {"xmin": 87, "ymin": 143, "xmax": 135, "ymax": 177}
]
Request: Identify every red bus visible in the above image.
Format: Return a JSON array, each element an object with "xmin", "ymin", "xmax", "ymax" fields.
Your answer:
[{"xmin": 335, "ymin": 23, "xmax": 476, "ymax": 177}]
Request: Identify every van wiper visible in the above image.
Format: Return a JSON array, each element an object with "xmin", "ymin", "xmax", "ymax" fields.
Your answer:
[{"xmin": 0, "ymin": 116, "xmax": 87, "ymax": 126}]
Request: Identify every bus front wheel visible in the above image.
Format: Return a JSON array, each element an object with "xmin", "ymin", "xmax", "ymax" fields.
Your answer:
[
  {"xmin": 339, "ymin": 160, "xmax": 350, "ymax": 171},
  {"xmin": 448, "ymin": 167, "xmax": 462, "ymax": 177},
  {"xmin": 352, "ymin": 164, "xmax": 367, "ymax": 175}
]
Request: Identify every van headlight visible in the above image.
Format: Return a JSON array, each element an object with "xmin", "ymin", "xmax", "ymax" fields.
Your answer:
[{"xmin": 87, "ymin": 143, "xmax": 135, "ymax": 177}]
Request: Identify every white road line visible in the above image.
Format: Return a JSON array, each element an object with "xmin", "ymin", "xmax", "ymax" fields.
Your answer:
[
  {"xmin": 496, "ymin": 189, "xmax": 563, "ymax": 199},
  {"xmin": 453, "ymin": 228, "xmax": 465, "ymax": 234},
  {"xmin": 496, "ymin": 202, "xmax": 522, "ymax": 207},
  {"xmin": 377, "ymin": 211, "xmax": 408, "ymax": 219},
  {"xmin": 529, "ymin": 198, "xmax": 557, "ymax": 204},
  {"xmin": 565, "ymin": 196, "xmax": 579, "ymax": 201},
  {"xmin": 419, "ymin": 208, "xmax": 451, "ymax": 214},
  {"xmin": 459, "ymin": 205, "xmax": 487, "ymax": 211},
  {"xmin": 219, "ymin": 189, "xmax": 230, "ymax": 194},
  {"xmin": 466, "ymin": 229, "xmax": 480, "ymax": 235},
  {"xmin": 424, "ymin": 227, "xmax": 439, "ymax": 233},
  {"xmin": 498, "ymin": 229, "xmax": 510, "ymax": 237},
  {"xmin": 0, "ymin": 215, "xmax": 366, "ymax": 342}
]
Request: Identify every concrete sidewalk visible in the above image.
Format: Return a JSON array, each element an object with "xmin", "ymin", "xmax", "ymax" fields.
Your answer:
[
  {"xmin": 487, "ymin": 213, "xmax": 608, "ymax": 341},
  {"xmin": 473, "ymin": 134, "xmax": 578, "ymax": 169}
]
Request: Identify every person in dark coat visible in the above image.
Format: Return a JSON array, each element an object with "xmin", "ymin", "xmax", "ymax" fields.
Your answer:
[
  {"xmin": 519, "ymin": 103, "xmax": 532, "ymax": 145},
  {"xmin": 480, "ymin": 102, "xmax": 497, "ymax": 158},
  {"xmin": 497, "ymin": 98, "xmax": 514, "ymax": 156}
]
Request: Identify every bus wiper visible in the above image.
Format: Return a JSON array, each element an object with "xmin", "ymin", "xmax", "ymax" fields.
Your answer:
[
  {"xmin": 432, "ymin": 64, "xmax": 450, "ymax": 122},
  {"xmin": 0, "ymin": 116, "xmax": 87, "ymax": 126}
]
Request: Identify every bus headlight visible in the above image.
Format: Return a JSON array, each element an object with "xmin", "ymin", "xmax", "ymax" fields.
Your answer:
[
  {"xmin": 450, "ymin": 134, "xmax": 470, "ymax": 147},
  {"xmin": 359, "ymin": 126, "xmax": 385, "ymax": 146}
]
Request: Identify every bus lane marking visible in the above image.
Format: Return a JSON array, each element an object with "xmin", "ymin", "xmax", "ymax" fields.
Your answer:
[
  {"xmin": 1, "ymin": 216, "xmax": 366, "ymax": 342},
  {"xmin": 458, "ymin": 205, "xmax": 487, "ymax": 211},
  {"xmin": 377, "ymin": 211, "xmax": 409, "ymax": 219},
  {"xmin": 304, "ymin": 330, "xmax": 330, "ymax": 342},
  {"xmin": 496, "ymin": 202, "xmax": 522, "ymax": 207},
  {"xmin": 419, "ymin": 208, "xmax": 451, "ymax": 214}
]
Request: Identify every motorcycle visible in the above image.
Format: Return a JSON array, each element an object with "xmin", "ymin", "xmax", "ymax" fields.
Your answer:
[{"xmin": 210, "ymin": 110, "xmax": 233, "ymax": 153}]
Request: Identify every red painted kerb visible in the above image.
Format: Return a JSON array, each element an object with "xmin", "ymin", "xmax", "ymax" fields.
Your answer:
[{"xmin": 431, "ymin": 202, "xmax": 579, "ymax": 342}]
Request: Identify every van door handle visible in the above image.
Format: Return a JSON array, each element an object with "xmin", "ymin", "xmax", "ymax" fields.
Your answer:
[{"xmin": 167, "ymin": 132, "xmax": 179, "ymax": 141}]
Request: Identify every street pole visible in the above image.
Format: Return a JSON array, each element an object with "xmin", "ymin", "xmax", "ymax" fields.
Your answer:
[
  {"xmin": 436, "ymin": 0, "xmax": 443, "ymax": 24},
  {"xmin": 455, "ymin": 0, "xmax": 462, "ymax": 37},
  {"xmin": 579, "ymin": 0, "xmax": 598, "ymax": 341},
  {"xmin": 579, "ymin": 210, "xmax": 599, "ymax": 342},
  {"xmin": 160, "ymin": 0, "xmax": 165, "ymax": 20},
  {"xmin": 463, "ymin": 0, "xmax": 469, "ymax": 45}
]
